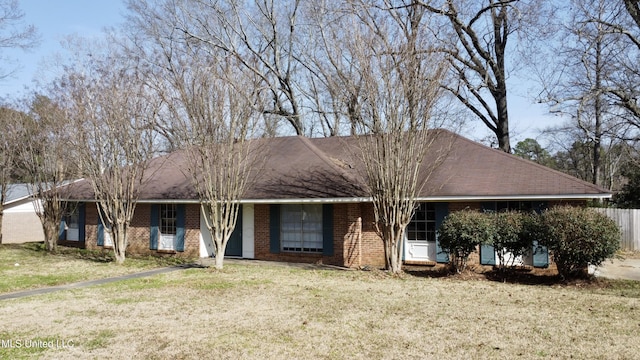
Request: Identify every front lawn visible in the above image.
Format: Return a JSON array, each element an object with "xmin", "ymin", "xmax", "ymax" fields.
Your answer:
[
  {"xmin": 0, "ymin": 243, "xmax": 188, "ymax": 294},
  {"xmin": 0, "ymin": 244, "xmax": 639, "ymax": 359}
]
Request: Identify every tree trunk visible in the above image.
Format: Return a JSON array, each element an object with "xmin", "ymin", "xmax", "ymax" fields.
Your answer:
[
  {"xmin": 592, "ymin": 38, "xmax": 603, "ymax": 186},
  {"xmin": 0, "ymin": 208, "xmax": 3, "ymax": 245},
  {"xmin": 113, "ymin": 225, "xmax": 127, "ymax": 265},
  {"xmin": 43, "ymin": 221, "xmax": 58, "ymax": 252},
  {"xmin": 496, "ymin": 92, "xmax": 511, "ymax": 153},
  {"xmin": 382, "ymin": 223, "xmax": 406, "ymax": 274},
  {"xmin": 213, "ymin": 237, "xmax": 228, "ymax": 270},
  {"xmin": 214, "ymin": 250, "xmax": 225, "ymax": 270}
]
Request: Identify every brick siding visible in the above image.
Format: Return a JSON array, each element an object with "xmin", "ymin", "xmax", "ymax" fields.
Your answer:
[
  {"xmin": 75, "ymin": 199, "xmax": 589, "ymax": 267},
  {"xmin": 253, "ymin": 203, "xmax": 386, "ymax": 268},
  {"xmin": 83, "ymin": 203, "xmax": 199, "ymax": 259}
]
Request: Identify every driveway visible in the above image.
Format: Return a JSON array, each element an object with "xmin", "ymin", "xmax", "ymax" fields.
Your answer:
[{"xmin": 594, "ymin": 258, "xmax": 640, "ymax": 281}]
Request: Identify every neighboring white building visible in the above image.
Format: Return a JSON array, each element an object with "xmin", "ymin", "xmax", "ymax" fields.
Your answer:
[{"xmin": 2, "ymin": 184, "xmax": 44, "ymax": 244}]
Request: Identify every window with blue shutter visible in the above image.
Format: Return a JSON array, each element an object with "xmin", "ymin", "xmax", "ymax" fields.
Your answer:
[{"xmin": 280, "ymin": 204, "xmax": 323, "ymax": 253}]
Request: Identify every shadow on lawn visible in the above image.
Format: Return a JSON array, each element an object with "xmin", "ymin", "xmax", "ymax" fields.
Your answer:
[
  {"xmin": 404, "ymin": 264, "xmax": 586, "ymax": 286},
  {"xmin": 13, "ymin": 242, "xmax": 193, "ymax": 267}
]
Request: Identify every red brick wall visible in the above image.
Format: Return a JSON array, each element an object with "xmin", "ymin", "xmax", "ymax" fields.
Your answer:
[
  {"xmin": 84, "ymin": 204, "xmax": 99, "ymax": 251},
  {"xmin": 254, "ymin": 204, "xmax": 342, "ymax": 265},
  {"xmin": 82, "ymin": 202, "xmax": 199, "ymax": 259},
  {"xmin": 79, "ymin": 199, "xmax": 590, "ymax": 267},
  {"xmin": 253, "ymin": 203, "xmax": 386, "ymax": 267}
]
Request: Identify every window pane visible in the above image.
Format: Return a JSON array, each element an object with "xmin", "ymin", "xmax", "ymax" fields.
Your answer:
[
  {"xmin": 160, "ymin": 204, "xmax": 177, "ymax": 235},
  {"xmin": 408, "ymin": 203, "xmax": 436, "ymax": 242},
  {"xmin": 281, "ymin": 204, "xmax": 323, "ymax": 252}
]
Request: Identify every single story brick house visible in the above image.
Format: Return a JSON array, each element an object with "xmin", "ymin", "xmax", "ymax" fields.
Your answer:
[{"xmin": 59, "ymin": 130, "xmax": 611, "ymax": 268}]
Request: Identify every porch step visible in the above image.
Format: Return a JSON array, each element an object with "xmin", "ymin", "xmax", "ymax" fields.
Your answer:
[{"xmin": 403, "ymin": 260, "xmax": 437, "ymax": 267}]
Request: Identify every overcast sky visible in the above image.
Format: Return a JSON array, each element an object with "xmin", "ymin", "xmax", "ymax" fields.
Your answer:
[{"xmin": 0, "ymin": 0, "xmax": 559, "ymax": 146}]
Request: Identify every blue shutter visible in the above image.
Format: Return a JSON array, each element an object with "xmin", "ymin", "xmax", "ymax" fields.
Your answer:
[
  {"xmin": 480, "ymin": 245, "xmax": 496, "ymax": 265},
  {"xmin": 58, "ymin": 218, "xmax": 66, "ymax": 241},
  {"xmin": 435, "ymin": 202, "xmax": 449, "ymax": 263},
  {"xmin": 175, "ymin": 204, "xmax": 186, "ymax": 252},
  {"xmin": 150, "ymin": 204, "xmax": 159, "ymax": 250},
  {"xmin": 97, "ymin": 216, "xmax": 104, "ymax": 246},
  {"xmin": 531, "ymin": 201, "xmax": 549, "ymax": 268},
  {"xmin": 480, "ymin": 202, "xmax": 496, "ymax": 265},
  {"xmin": 532, "ymin": 240, "xmax": 549, "ymax": 268},
  {"xmin": 322, "ymin": 204, "xmax": 334, "ymax": 256},
  {"xmin": 78, "ymin": 203, "xmax": 86, "ymax": 243},
  {"xmin": 269, "ymin": 204, "xmax": 280, "ymax": 253}
]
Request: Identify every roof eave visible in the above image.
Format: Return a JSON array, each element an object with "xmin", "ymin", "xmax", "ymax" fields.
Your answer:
[{"xmin": 59, "ymin": 193, "xmax": 612, "ymax": 205}]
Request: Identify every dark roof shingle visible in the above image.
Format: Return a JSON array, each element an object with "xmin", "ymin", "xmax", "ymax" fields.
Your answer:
[{"xmin": 66, "ymin": 129, "xmax": 610, "ymax": 202}]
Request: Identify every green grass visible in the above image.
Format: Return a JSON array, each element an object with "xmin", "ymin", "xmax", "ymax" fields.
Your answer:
[
  {"xmin": 0, "ymin": 331, "xmax": 62, "ymax": 360},
  {"xmin": 84, "ymin": 330, "xmax": 116, "ymax": 351},
  {"xmin": 0, "ymin": 243, "xmax": 192, "ymax": 294}
]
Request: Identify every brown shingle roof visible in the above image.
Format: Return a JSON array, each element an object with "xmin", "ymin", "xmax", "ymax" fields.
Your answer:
[{"xmin": 66, "ymin": 129, "xmax": 610, "ymax": 202}]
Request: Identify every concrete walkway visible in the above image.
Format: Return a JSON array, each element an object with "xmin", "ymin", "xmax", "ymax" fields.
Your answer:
[
  {"xmin": 594, "ymin": 258, "xmax": 640, "ymax": 281},
  {"xmin": 0, "ymin": 265, "xmax": 197, "ymax": 301}
]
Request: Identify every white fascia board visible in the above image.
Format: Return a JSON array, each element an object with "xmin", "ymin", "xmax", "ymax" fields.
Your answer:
[
  {"xmin": 4, "ymin": 196, "xmax": 33, "ymax": 207},
  {"xmin": 238, "ymin": 197, "xmax": 371, "ymax": 204},
  {"xmin": 59, "ymin": 193, "xmax": 611, "ymax": 205},
  {"xmin": 415, "ymin": 194, "xmax": 612, "ymax": 202}
]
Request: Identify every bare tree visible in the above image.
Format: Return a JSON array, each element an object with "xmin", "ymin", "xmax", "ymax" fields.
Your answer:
[
  {"xmin": 14, "ymin": 94, "xmax": 80, "ymax": 251},
  {"xmin": 177, "ymin": 65, "xmax": 264, "ymax": 270},
  {"xmin": 127, "ymin": 0, "xmax": 307, "ymax": 136},
  {"xmin": 343, "ymin": 1, "xmax": 447, "ymax": 273},
  {"xmin": 542, "ymin": 0, "xmax": 627, "ymax": 186},
  {"xmin": 54, "ymin": 37, "xmax": 160, "ymax": 264},
  {"xmin": 126, "ymin": 3, "xmax": 266, "ymax": 269},
  {"xmin": 418, "ymin": 0, "xmax": 550, "ymax": 153},
  {"xmin": 172, "ymin": 60, "xmax": 265, "ymax": 270},
  {"xmin": 0, "ymin": 106, "xmax": 23, "ymax": 244},
  {"xmin": 0, "ymin": 0, "xmax": 39, "ymax": 81}
]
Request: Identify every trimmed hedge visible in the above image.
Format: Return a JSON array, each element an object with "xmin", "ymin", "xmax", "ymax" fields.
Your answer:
[
  {"xmin": 492, "ymin": 211, "xmax": 531, "ymax": 270},
  {"xmin": 538, "ymin": 206, "xmax": 621, "ymax": 278},
  {"xmin": 437, "ymin": 209, "xmax": 493, "ymax": 272},
  {"xmin": 438, "ymin": 206, "xmax": 621, "ymax": 278}
]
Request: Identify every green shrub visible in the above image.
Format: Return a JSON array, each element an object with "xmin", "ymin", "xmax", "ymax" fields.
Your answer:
[
  {"xmin": 490, "ymin": 211, "xmax": 531, "ymax": 269},
  {"xmin": 539, "ymin": 206, "xmax": 621, "ymax": 278},
  {"xmin": 438, "ymin": 209, "xmax": 494, "ymax": 272}
]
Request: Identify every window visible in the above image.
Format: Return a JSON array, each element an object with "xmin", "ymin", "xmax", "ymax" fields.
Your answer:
[
  {"xmin": 64, "ymin": 208, "xmax": 80, "ymax": 241},
  {"xmin": 281, "ymin": 204, "xmax": 323, "ymax": 252},
  {"xmin": 160, "ymin": 204, "xmax": 177, "ymax": 235},
  {"xmin": 159, "ymin": 204, "xmax": 177, "ymax": 250},
  {"xmin": 495, "ymin": 201, "xmax": 532, "ymax": 212},
  {"xmin": 407, "ymin": 203, "xmax": 436, "ymax": 242}
]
